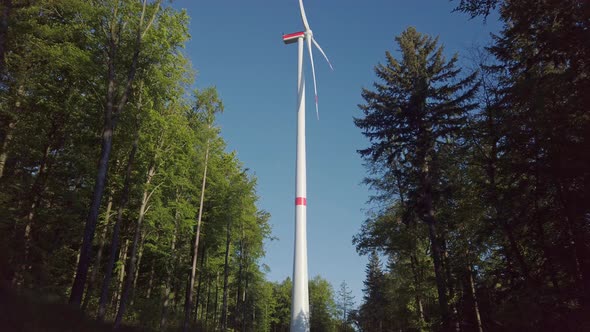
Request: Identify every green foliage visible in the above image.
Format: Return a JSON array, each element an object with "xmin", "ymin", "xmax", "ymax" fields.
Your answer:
[
  {"xmin": 0, "ymin": 1, "xmax": 280, "ymax": 331},
  {"xmin": 355, "ymin": 2, "xmax": 590, "ymax": 331}
]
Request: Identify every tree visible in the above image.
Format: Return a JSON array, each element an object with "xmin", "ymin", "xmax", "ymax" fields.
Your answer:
[
  {"xmin": 183, "ymin": 87, "xmax": 223, "ymax": 332},
  {"xmin": 70, "ymin": 0, "xmax": 164, "ymax": 306},
  {"xmin": 336, "ymin": 281, "xmax": 355, "ymax": 332},
  {"xmin": 309, "ymin": 276, "xmax": 338, "ymax": 332},
  {"xmin": 355, "ymin": 27, "xmax": 478, "ymax": 330}
]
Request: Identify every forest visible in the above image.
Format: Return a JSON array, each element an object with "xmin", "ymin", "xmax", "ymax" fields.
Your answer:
[{"xmin": 0, "ymin": 0, "xmax": 588, "ymax": 332}]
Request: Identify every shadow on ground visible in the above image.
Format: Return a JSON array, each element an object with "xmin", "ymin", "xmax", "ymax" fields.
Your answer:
[{"xmin": 0, "ymin": 283, "xmax": 142, "ymax": 332}]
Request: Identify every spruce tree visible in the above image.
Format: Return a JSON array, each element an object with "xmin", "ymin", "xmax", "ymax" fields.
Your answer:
[{"xmin": 354, "ymin": 27, "xmax": 478, "ymax": 330}]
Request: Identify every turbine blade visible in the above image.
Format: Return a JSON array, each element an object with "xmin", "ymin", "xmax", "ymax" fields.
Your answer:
[
  {"xmin": 307, "ymin": 36, "xmax": 319, "ymax": 120},
  {"xmin": 299, "ymin": 0, "xmax": 310, "ymax": 31},
  {"xmin": 313, "ymin": 38, "xmax": 333, "ymax": 71}
]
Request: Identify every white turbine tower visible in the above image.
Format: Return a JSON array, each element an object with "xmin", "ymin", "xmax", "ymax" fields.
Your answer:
[{"xmin": 282, "ymin": 1, "xmax": 332, "ymax": 331}]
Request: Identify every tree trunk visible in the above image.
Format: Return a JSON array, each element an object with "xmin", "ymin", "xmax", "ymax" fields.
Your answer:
[
  {"xmin": 410, "ymin": 254, "xmax": 426, "ymax": 329},
  {"xmin": 221, "ymin": 215, "xmax": 232, "ymax": 332},
  {"xmin": 114, "ymin": 162, "xmax": 156, "ymax": 329},
  {"xmin": 130, "ymin": 233, "xmax": 146, "ymax": 307},
  {"xmin": 114, "ymin": 239, "xmax": 130, "ymax": 315},
  {"xmin": 467, "ymin": 265, "xmax": 483, "ymax": 332},
  {"xmin": 160, "ymin": 204, "xmax": 179, "ymax": 331},
  {"xmin": 97, "ymin": 137, "xmax": 138, "ymax": 321},
  {"xmin": 82, "ymin": 192, "xmax": 114, "ymax": 311},
  {"xmin": 0, "ymin": 120, "xmax": 14, "ymax": 179},
  {"xmin": 194, "ymin": 247, "xmax": 207, "ymax": 326},
  {"xmin": 242, "ymin": 273, "xmax": 249, "ymax": 332},
  {"xmin": 213, "ymin": 271, "xmax": 220, "ymax": 330},
  {"xmin": 183, "ymin": 140, "xmax": 209, "ymax": 332},
  {"xmin": 204, "ymin": 271, "xmax": 211, "ymax": 324},
  {"xmin": 69, "ymin": 0, "xmax": 156, "ymax": 305},
  {"xmin": 13, "ymin": 141, "xmax": 51, "ymax": 287},
  {"xmin": 422, "ymin": 160, "xmax": 450, "ymax": 330},
  {"xmin": 0, "ymin": 0, "xmax": 11, "ymax": 73},
  {"xmin": 69, "ymin": 57, "xmax": 116, "ymax": 306},
  {"xmin": 236, "ymin": 238, "xmax": 244, "ymax": 329},
  {"xmin": 442, "ymin": 236, "xmax": 460, "ymax": 332},
  {"xmin": 146, "ymin": 260, "xmax": 155, "ymax": 299}
]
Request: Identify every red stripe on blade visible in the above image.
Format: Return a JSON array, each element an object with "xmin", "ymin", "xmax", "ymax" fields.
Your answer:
[{"xmin": 295, "ymin": 197, "xmax": 307, "ymax": 206}]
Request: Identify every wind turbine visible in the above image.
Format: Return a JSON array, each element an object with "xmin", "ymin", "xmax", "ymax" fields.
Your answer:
[{"xmin": 282, "ymin": 1, "xmax": 332, "ymax": 331}]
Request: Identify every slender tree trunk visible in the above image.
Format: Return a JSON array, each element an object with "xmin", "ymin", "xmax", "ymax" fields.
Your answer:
[
  {"xmin": 194, "ymin": 247, "xmax": 207, "ymax": 326},
  {"xmin": 213, "ymin": 271, "xmax": 220, "ymax": 330},
  {"xmin": 130, "ymin": 233, "xmax": 146, "ymax": 307},
  {"xmin": 12, "ymin": 141, "xmax": 51, "ymax": 287},
  {"xmin": 557, "ymin": 182, "xmax": 589, "ymax": 304},
  {"xmin": 221, "ymin": 215, "xmax": 232, "ymax": 332},
  {"xmin": 442, "ymin": 236, "xmax": 460, "ymax": 332},
  {"xmin": 236, "ymin": 236, "xmax": 244, "ymax": 329},
  {"xmin": 183, "ymin": 140, "xmax": 210, "ymax": 332},
  {"xmin": 97, "ymin": 136, "xmax": 138, "ymax": 321},
  {"xmin": 160, "ymin": 206, "xmax": 179, "ymax": 330},
  {"xmin": 242, "ymin": 273, "xmax": 248, "ymax": 332},
  {"xmin": 114, "ymin": 163, "xmax": 156, "ymax": 329},
  {"xmin": 82, "ymin": 193, "xmax": 114, "ymax": 311},
  {"xmin": 146, "ymin": 260, "xmax": 155, "ymax": 299},
  {"xmin": 410, "ymin": 254, "xmax": 425, "ymax": 329},
  {"xmin": 0, "ymin": 121, "xmax": 14, "ymax": 179},
  {"xmin": 467, "ymin": 265, "xmax": 483, "ymax": 332},
  {"xmin": 69, "ymin": 0, "xmax": 157, "ymax": 305},
  {"xmin": 0, "ymin": 0, "xmax": 11, "ymax": 74},
  {"xmin": 426, "ymin": 219, "xmax": 450, "ymax": 330},
  {"xmin": 114, "ymin": 239, "xmax": 130, "ymax": 315},
  {"xmin": 204, "ymin": 272, "xmax": 211, "ymax": 325}
]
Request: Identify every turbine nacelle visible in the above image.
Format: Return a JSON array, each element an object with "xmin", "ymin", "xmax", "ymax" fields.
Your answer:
[
  {"xmin": 283, "ymin": 31, "xmax": 305, "ymax": 45},
  {"xmin": 284, "ymin": 0, "xmax": 332, "ymax": 119}
]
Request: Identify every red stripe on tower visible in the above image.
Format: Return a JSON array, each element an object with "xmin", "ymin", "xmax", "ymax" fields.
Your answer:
[{"xmin": 295, "ymin": 197, "xmax": 307, "ymax": 206}]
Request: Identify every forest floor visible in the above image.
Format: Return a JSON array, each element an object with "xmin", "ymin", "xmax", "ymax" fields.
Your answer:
[{"xmin": 0, "ymin": 283, "xmax": 142, "ymax": 332}]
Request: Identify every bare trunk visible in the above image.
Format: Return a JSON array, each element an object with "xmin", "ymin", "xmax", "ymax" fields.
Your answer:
[
  {"xmin": 130, "ymin": 233, "xmax": 146, "ymax": 307},
  {"xmin": 0, "ymin": 121, "xmax": 14, "ymax": 178},
  {"xmin": 114, "ymin": 163, "xmax": 156, "ymax": 329},
  {"xmin": 0, "ymin": 0, "xmax": 11, "ymax": 73},
  {"xmin": 146, "ymin": 260, "xmax": 155, "ymax": 299},
  {"xmin": 468, "ymin": 265, "xmax": 483, "ymax": 332},
  {"xmin": 194, "ymin": 247, "xmax": 207, "ymax": 325},
  {"xmin": 221, "ymin": 215, "xmax": 232, "ymax": 332},
  {"xmin": 204, "ymin": 272, "xmax": 211, "ymax": 324},
  {"xmin": 442, "ymin": 237, "xmax": 460, "ymax": 332},
  {"xmin": 114, "ymin": 239, "xmax": 130, "ymax": 315},
  {"xmin": 236, "ymin": 232, "xmax": 244, "ymax": 329},
  {"xmin": 183, "ymin": 141, "xmax": 209, "ymax": 332},
  {"xmin": 213, "ymin": 271, "xmax": 220, "ymax": 330},
  {"xmin": 97, "ymin": 137, "xmax": 138, "ymax": 321},
  {"xmin": 410, "ymin": 254, "xmax": 425, "ymax": 328},
  {"xmin": 82, "ymin": 193, "xmax": 114, "ymax": 311},
  {"xmin": 160, "ymin": 206, "xmax": 179, "ymax": 330}
]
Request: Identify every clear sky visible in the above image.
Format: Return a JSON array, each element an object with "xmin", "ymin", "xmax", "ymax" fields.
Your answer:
[{"xmin": 173, "ymin": 0, "xmax": 500, "ymax": 305}]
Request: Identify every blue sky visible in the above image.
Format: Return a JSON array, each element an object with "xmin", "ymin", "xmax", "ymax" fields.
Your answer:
[{"xmin": 174, "ymin": 0, "xmax": 500, "ymax": 305}]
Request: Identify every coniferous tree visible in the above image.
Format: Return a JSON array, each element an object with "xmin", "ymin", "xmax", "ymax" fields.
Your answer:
[{"xmin": 355, "ymin": 27, "xmax": 478, "ymax": 330}]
